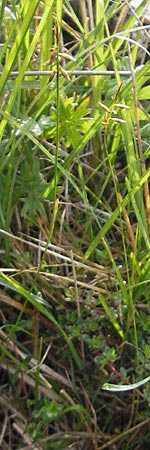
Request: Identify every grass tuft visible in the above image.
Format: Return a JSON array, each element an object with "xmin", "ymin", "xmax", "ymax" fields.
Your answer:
[{"xmin": 1, "ymin": 1, "xmax": 150, "ymax": 448}]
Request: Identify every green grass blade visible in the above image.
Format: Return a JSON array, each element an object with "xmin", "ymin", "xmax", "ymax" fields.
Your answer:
[
  {"xmin": 98, "ymin": 293, "xmax": 125, "ymax": 339},
  {"xmin": 84, "ymin": 166, "xmax": 150, "ymax": 260},
  {"xmin": 40, "ymin": 0, "xmax": 54, "ymax": 89},
  {"xmin": 0, "ymin": 0, "xmax": 55, "ymax": 139},
  {"xmin": 0, "ymin": 0, "xmax": 39, "ymax": 94}
]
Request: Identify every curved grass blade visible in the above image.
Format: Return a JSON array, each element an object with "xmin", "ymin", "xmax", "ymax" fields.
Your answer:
[{"xmin": 102, "ymin": 375, "xmax": 150, "ymax": 392}]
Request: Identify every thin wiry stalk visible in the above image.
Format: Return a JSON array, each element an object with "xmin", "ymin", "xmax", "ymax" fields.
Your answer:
[{"xmin": 0, "ymin": 69, "xmax": 142, "ymax": 76}]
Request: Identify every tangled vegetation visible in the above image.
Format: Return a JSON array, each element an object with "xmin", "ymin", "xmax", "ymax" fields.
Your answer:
[{"xmin": 1, "ymin": 0, "xmax": 150, "ymax": 448}]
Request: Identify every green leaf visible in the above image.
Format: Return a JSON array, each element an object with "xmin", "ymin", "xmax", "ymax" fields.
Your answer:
[{"xmin": 138, "ymin": 86, "xmax": 150, "ymax": 100}]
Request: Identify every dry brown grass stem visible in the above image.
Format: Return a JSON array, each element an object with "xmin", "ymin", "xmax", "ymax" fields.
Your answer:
[
  {"xmin": 0, "ymin": 329, "xmax": 73, "ymax": 390},
  {"xmin": 97, "ymin": 418, "xmax": 150, "ymax": 449},
  {"xmin": 0, "ymin": 228, "xmax": 112, "ymax": 275}
]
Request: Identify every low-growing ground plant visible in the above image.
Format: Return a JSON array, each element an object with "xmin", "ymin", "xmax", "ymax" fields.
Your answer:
[{"xmin": 1, "ymin": 0, "xmax": 150, "ymax": 448}]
